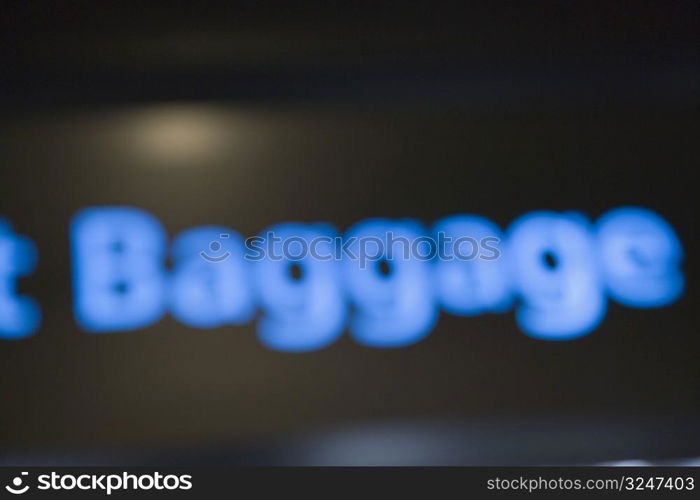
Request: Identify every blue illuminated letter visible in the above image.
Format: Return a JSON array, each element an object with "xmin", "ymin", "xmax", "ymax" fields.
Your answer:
[
  {"xmin": 0, "ymin": 220, "xmax": 40, "ymax": 339},
  {"xmin": 170, "ymin": 226, "xmax": 255, "ymax": 328},
  {"xmin": 597, "ymin": 207, "xmax": 684, "ymax": 308},
  {"xmin": 433, "ymin": 215, "xmax": 512, "ymax": 315},
  {"xmin": 252, "ymin": 223, "xmax": 345, "ymax": 352},
  {"xmin": 506, "ymin": 212, "xmax": 606, "ymax": 340},
  {"xmin": 72, "ymin": 207, "xmax": 167, "ymax": 332},
  {"xmin": 343, "ymin": 219, "xmax": 437, "ymax": 347}
]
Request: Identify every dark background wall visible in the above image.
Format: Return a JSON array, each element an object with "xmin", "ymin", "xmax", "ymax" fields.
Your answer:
[{"xmin": 0, "ymin": 1, "xmax": 697, "ymax": 463}]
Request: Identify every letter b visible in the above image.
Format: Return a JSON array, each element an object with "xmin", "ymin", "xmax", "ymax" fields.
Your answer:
[{"xmin": 72, "ymin": 207, "xmax": 167, "ymax": 332}]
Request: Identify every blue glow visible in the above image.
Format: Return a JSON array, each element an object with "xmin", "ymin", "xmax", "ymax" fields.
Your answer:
[
  {"xmin": 252, "ymin": 223, "xmax": 346, "ymax": 352},
  {"xmin": 506, "ymin": 212, "xmax": 606, "ymax": 340},
  {"xmin": 0, "ymin": 220, "xmax": 40, "ymax": 339},
  {"xmin": 596, "ymin": 207, "xmax": 684, "ymax": 308},
  {"xmin": 71, "ymin": 207, "xmax": 167, "ymax": 332},
  {"xmin": 170, "ymin": 226, "xmax": 255, "ymax": 328},
  {"xmin": 342, "ymin": 219, "xmax": 437, "ymax": 348},
  {"xmin": 433, "ymin": 215, "xmax": 512, "ymax": 315},
  {"xmin": 53, "ymin": 206, "xmax": 692, "ymax": 347}
]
